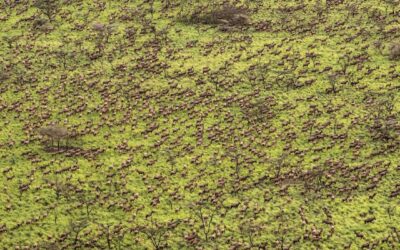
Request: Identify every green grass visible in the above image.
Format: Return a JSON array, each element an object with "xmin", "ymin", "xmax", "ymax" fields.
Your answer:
[{"xmin": 0, "ymin": 0, "xmax": 399, "ymax": 249}]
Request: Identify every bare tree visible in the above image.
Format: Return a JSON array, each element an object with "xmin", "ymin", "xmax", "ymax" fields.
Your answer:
[
  {"xmin": 92, "ymin": 22, "xmax": 117, "ymax": 55},
  {"xmin": 139, "ymin": 218, "xmax": 178, "ymax": 249},
  {"xmin": 189, "ymin": 201, "xmax": 216, "ymax": 242},
  {"xmin": 327, "ymin": 73, "xmax": 339, "ymax": 94},
  {"xmin": 68, "ymin": 218, "xmax": 89, "ymax": 247},
  {"xmin": 239, "ymin": 219, "xmax": 264, "ymax": 248}
]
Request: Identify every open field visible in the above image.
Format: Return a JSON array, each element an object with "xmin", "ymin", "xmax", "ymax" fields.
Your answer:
[{"xmin": 0, "ymin": 0, "xmax": 399, "ymax": 249}]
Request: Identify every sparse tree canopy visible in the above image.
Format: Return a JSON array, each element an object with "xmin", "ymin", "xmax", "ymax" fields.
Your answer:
[
  {"xmin": 38, "ymin": 125, "xmax": 70, "ymax": 149},
  {"xmin": 38, "ymin": 125, "xmax": 69, "ymax": 139}
]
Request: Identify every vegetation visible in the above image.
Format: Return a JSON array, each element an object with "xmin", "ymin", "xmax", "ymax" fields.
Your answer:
[
  {"xmin": 38, "ymin": 125, "xmax": 70, "ymax": 149},
  {"xmin": 0, "ymin": 0, "xmax": 399, "ymax": 249}
]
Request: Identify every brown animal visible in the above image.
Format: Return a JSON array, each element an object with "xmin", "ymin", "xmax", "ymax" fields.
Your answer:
[{"xmin": 38, "ymin": 125, "xmax": 69, "ymax": 149}]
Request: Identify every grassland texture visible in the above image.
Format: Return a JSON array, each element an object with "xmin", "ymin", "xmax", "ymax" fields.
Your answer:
[{"xmin": 0, "ymin": 0, "xmax": 400, "ymax": 249}]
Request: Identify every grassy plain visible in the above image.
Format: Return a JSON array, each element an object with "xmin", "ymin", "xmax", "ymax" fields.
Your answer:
[{"xmin": 0, "ymin": 0, "xmax": 399, "ymax": 249}]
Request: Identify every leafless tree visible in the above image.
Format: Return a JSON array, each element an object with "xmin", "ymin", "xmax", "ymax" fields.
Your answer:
[
  {"xmin": 190, "ymin": 201, "xmax": 216, "ymax": 242},
  {"xmin": 68, "ymin": 218, "xmax": 88, "ymax": 247}
]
